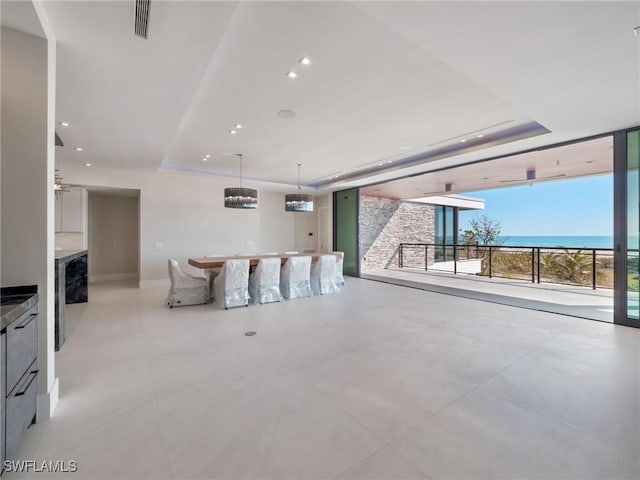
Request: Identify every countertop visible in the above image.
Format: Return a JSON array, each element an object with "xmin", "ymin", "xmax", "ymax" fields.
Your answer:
[
  {"xmin": 1, "ymin": 285, "xmax": 38, "ymax": 330},
  {"xmin": 55, "ymin": 249, "xmax": 88, "ymax": 262}
]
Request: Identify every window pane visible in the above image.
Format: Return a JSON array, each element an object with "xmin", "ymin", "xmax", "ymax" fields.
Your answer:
[
  {"xmin": 627, "ymin": 130, "xmax": 640, "ymax": 319},
  {"xmin": 335, "ymin": 188, "xmax": 359, "ymax": 275}
]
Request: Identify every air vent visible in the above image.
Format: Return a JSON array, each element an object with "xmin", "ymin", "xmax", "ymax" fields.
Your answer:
[{"xmin": 134, "ymin": 0, "xmax": 151, "ymax": 39}]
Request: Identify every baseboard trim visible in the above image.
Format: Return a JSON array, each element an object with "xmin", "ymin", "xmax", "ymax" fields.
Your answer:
[
  {"xmin": 139, "ymin": 278, "xmax": 170, "ymax": 289},
  {"xmin": 37, "ymin": 376, "xmax": 59, "ymax": 422},
  {"xmin": 89, "ymin": 273, "xmax": 137, "ymax": 284}
]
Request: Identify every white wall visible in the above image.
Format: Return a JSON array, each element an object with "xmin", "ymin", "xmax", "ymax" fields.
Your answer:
[
  {"xmin": 316, "ymin": 194, "xmax": 332, "ymax": 252},
  {"xmin": 55, "ymin": 186, "xmax": 88, "ymax": 250},
  {"xmin": 258, "ymin": 192, "xmax": 294, "ymax": 254},
  {"xmin": 1, "ymin": 23, "xmax": 57, "ymax": 418},
  {"xmin": 293, "ymin": 209, "xmax": 318, "ymax": 253},
  {"xmin": 89, "ymin": 194, "xmax": 139, "ymax": 282},
  {"xmin": 59, "ymin": 165, "xmax": 309, "ymax": 285}
]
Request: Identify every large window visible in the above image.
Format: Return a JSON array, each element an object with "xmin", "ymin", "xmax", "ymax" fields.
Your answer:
[{"xmin": 434, "ymin": 205, "xmax": 457, "ymax": 262}]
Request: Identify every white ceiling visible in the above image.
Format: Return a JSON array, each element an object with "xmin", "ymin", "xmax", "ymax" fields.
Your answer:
[
  {"xmin": 36, "ymin": 1, "xmax": 640, "ymax": 192},
  {"xmin": 1, "ymin": 1, "xmax": 45, "ymax": 38}
]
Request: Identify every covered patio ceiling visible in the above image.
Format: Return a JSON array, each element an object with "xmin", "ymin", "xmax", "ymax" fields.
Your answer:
[{"xmin": 361, "ymin": 136, "xmax": 613, "ymax": 199}]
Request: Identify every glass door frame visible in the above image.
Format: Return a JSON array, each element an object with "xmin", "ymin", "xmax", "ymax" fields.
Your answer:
[
  {"xmin": 613, "ymin": 127, "xmax": 640, "ymax": 328},
  {"xmin": 332, "ymin": 188, "xmax": 360, "ymax": 277}
]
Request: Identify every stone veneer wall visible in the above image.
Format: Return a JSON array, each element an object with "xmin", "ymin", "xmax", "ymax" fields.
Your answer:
[{"xmin": 359, "ymin": 195, "xmax": 435, "ymax": 272}]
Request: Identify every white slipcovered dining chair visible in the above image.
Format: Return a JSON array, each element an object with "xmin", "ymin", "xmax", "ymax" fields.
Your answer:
[
  {"xmin": 333, "ymin": 251, "xmax": 345, "ymax": 286},
  {"xmin": 204, "ymin": 254, "xmax": 223, "ymax": 299},
  {"xmin": 249, "ymin": 258, "xmax": 283, "ymax": 304},
  {"xmin": 280, "ymin": 256, "xmax": 312, "ymax": 299},
  {"xmin": 213, "ymin": 259, "xmax": 250, "ymax": 309},
  {"xmin": 167, "ymin": 259, "xmax": 209, "ymax": 308},
  {"xmin": 311, "ymin": 254, "xmax": 340, "ymax": 295}
]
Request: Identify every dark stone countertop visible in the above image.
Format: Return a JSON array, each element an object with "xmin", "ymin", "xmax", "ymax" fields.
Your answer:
[
  {"xmin": 1, "ymin": 285, "xmax": 38, "ymax": 330},
  {"xmin": 55, "ymin": 249, "xmax": 88, "ymax": 263}
]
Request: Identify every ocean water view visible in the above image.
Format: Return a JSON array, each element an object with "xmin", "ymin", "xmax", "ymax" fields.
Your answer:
[{"xmin": 497, "ymin": 235, "xmax": 613, "ymax": 249}]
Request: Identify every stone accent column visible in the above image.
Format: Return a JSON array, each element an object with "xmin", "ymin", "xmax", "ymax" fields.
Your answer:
[{"xmin": 359, "ymin": 195, "xmax": 435, "ymax": 272}]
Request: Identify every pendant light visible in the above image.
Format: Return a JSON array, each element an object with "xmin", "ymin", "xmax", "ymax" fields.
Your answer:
[
  {"xmin": 285, "ymin": 164, "xmax": 314, "ymax": 212},
  {"xmin": 54, "ymin": 170, "xmax": 70, "ymax": 197},
  {"xmin": 224, "ymin": 154, "xmax": 258, "ymax": 209}
]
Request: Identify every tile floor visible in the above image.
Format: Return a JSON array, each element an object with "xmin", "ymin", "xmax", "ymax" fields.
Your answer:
[{"xmin": 6, "ymin": 278, "xmax": 639, "ymax": 479}]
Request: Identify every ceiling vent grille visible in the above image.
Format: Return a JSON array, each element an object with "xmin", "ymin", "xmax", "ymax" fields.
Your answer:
[{"xmin": 134, "ymin": 0, "xmax": 151, "ymax": 39}]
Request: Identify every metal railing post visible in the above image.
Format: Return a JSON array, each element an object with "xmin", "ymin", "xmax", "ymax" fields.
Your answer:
[
  {"xmin": 488, "ymin": 246, "xmax": 493, "ymax": 278},
  {"xmin": 424, "ymin": 245, "xmax": 428, "ymax": 271},
  {"xmin": 592, "ymin": 249, "xmax": 596, "ymax": 290},
  {"xmin": 531, "ymin": 247, "xmax": 535, "ymax": 283},
  {"xmin": 537, "ymin": 247, "xmax": 541, "ymax": 283},
  {"xmin": 454, "ymin": 245, "xmax": 457, "ymax": 275}
]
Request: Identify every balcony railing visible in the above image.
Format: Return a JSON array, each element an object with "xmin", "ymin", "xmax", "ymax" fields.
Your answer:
[{"xmin": 397, "ymin": 243, "xmax": 614, "ymax": 290}]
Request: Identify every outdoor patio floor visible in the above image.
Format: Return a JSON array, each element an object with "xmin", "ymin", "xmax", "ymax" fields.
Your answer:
[{"xmin": 362, "ymin": 267, "xmax": 614, "ymax": 323}]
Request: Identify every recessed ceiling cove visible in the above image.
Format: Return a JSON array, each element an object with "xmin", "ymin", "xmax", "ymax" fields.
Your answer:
[
  {"xmin": 161, "ymin": 1, "xmax": 542, "ymax": 184},
  {"xmin": 45, "ymin": 1, "xmax": 639, "ymax": 189}
]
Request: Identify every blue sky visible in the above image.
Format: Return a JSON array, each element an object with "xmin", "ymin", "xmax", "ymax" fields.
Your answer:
[{"xmin": 458, "ymin": 174, "xmax": 613, "ymax": 236}]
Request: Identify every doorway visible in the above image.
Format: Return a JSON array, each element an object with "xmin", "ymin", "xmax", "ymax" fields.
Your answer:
[{"xmin": 88, "ymin": 190, "xmax": 140, "ymax": 284}]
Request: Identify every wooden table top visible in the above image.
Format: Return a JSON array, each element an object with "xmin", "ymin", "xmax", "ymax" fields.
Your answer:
[{"xmin": 188, "ymin": 252, "xmax": 342, "ymax": 269}]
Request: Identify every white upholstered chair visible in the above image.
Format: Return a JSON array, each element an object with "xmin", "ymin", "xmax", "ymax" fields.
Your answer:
[
  {"xmin": 204, "ymin": 254, "xmax": 223, "ymax": 299},
  {"xmin": 279, "ymin": 256, "xmax": 312, "ymax": 299},
  {"xmin": 333, "ymin": 252, "xmax": 345, "ymax": 286},
  {"xmin": 213, "ymin": 259, "xmax": 250, "ymax": 309},
  {"xmin": 167, "ymin": 259, "xmax": 209, "ymax": 308},
  {"xmin": 311, "ymin": 254, "xmax": 339, "ymax": 295},
  {"xmin": 249, "ymin": 258, "xmax": 283, "ymax": 304}
]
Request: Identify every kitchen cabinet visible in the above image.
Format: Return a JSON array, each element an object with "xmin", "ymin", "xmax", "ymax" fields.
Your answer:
[{"xmin": 0, "ymin": 287, "xmax": 39, "ymax": 473}]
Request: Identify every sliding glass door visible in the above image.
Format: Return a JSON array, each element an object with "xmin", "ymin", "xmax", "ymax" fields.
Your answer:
[
  {"xmin": 614, "ymin": 128, "xmax": 640, "ymax": 327},
  {"xmin": 333, "ymin": 188, "xmax": 359, "ymax": 276}
]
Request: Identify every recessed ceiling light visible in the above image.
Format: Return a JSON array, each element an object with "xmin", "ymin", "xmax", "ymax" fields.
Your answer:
[
  {"xmin": 286, "ymin": 71, "xmax": 298, "ymax": 79},
  {"xmin": 229, "ymin": 129, "xmax": 237, "ymax": 135},
  {"xmin": 477, "ymin": 134, "xmax": 484, "ymax": 138},
  {"xmin": 378, "ymin": 163, "xmax": 383, "ymax": 166},
  {"xmin": 59, "ymin": 121, "xmax": 70, "ymax": 127},
  {"xmin": 387, "ymin": 160, "xmax": 392, "ymax": 164},
  {"xmin": 205, "ymin": 154, "xmax": 211, "ymax": 158},
  {"xmin": 202, "ymin": 157, "xmax": 208, "ymax": 162},
  {"xmin": 234, "ymin": 124, "xmax": 243, "ymax": 129},
  {"xmin": 460, "ymin": 139, "xmax": 467, "ymax": 143},
  {"xmin": 85, "ymin": 163, "xmax": 91, "ymax": 167},
  {"xmin": 74, "ymin": 147, "xmax": 83, "ymax": 151},
  {"xmin": 278, "ymin": 109, "xmax": 296, "ymax": 119},
  {"xmin": 299, "ymin": 56, "xmax": 311, "ymax": 66}
]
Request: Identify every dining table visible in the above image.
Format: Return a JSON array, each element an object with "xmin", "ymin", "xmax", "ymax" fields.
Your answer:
[{"xmin": 188, "ymin": 252, "xmax": 342, "ymax": 270}]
